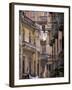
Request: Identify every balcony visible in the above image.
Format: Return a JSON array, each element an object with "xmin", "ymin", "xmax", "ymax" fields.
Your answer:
[
  {"xmin": 52, "ymin": 29, "xmax": 58, "ymax": 38},
  {"xmin": 24, "ymin": 15, "xmax": 35, "ymax": 26},
  {"xmin": 49, "ymin": 37, "xmax": 55, "ymax": 46},
  {"xmin": 40, "ymin": 53, "xmax": 48, "ymax": 60},
  {"xmin": 20, "ymin": 14, "xmax": 37, "ymax": 30},
  {"xmin": 40, "ymin": 53, "xmax": 48, "ymax": 67},
  {"xmin": 22, "ymin": 41, "xmax": 40, "ymax": 52},
  {"xmin": 35, "ymin": 16, "xmax": 47, "ymax": 25}
]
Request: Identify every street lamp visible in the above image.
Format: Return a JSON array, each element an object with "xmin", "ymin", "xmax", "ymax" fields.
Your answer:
[
  {"xmin": 40, "ymin": 25, "xmax": 48, "ymax": 41},
  {"xmin": 39, "ymin": 25, "xmax": 48, "ymax": 78}
]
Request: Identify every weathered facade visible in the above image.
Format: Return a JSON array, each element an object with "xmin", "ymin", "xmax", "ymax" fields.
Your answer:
[
  {"xmin": 19, "ymin": 11, "xmax": 41, "ymax": 79},
  {"xmin": 49, "ymin": 13, "xmax": 64, "ymax": 77},
  {"xmin": 19, "ymin": 11, "xmax": 64, "ymax": 79}
]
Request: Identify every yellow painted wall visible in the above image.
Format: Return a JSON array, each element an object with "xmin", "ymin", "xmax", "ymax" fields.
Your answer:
[{"xmin": 22, "ymin": 24, "xmax": 36, "ymax": 45}]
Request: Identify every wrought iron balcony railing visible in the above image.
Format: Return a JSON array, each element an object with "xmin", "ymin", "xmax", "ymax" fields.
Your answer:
[
  {"xmin": 20, "ymin": 14, "xmax": 37, "ymax": 29},
  {"xmin": 40, "ymin": 53, "xmax": 48, "ymax": 60},
  {"xmin": 20, "ymin": 14, "xmax": 42, "ymax": 31},
  {"xmin": 24, "ymin": 15, "xmax": 35, "ymax": 26},
  {"xmin": 22, "ymin": 41, "xmax": 40, "ymax": 52}
]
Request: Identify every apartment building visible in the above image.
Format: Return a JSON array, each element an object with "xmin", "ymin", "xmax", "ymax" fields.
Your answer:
[
  {"xmin": 19, "ymin": 11, "xmax": 64, "ymax": 79},
  {"xmin": 49, "ymin": 13, "xmax": 64, "ymax": 77}
]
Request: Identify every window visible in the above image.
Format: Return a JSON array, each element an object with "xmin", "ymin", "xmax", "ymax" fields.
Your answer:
[
  {"xmin": 29, "ymin": 57, "xmax": 31, "ymax": 74},
  {"xmin": 29, "ymin": 32, "xmax": 31, "ymax": 43},
  {"xmin": 32, "ymin": 31, "xmax": 36, "ymax": 45},
  {"xmin": 22, "ymin": 56, "xmax": 25, "ymax": 74},
  {"xmin": 37, "ymin": 63, "xmax": 39, "ymax": 76},
  {"xmin": 22, "ymin": 29, "xmax": 25, "ymax": 42},
  {"xmin": 60, "ymin": 39, "xmax": 62, "ymax": 51},
  {"xmin": 47, "ymin": 64, "xmax": 51, "ymax": 71},
  {"xmin": 48, "ymin": 31, "xmax": 50, "ymax": 43},
  {"xmin": 49, "ymin": 64, "xmax": 52, "ymax": 71},
  {"xmin": 34, "ymin": 61, "xmax": 36, "ymax": 76}
]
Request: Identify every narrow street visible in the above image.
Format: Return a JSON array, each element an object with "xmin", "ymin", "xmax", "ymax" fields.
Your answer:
[{"xmin": 19, "ymin": 11, "xmax": 64, "ymax": 79}]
